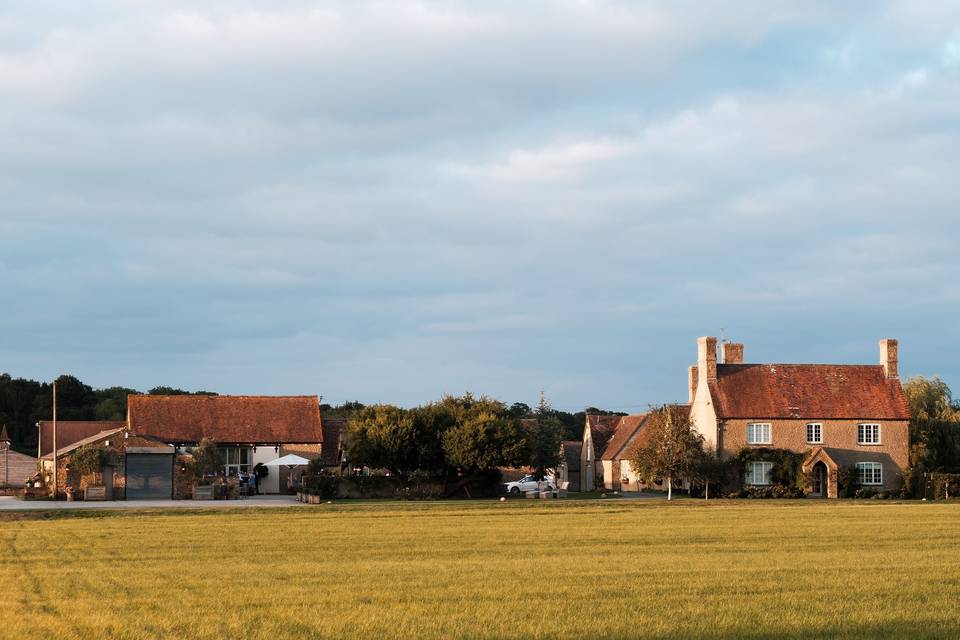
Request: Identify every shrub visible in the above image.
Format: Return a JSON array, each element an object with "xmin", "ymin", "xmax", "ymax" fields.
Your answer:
[
  {"xmin": 71, "ymin": 445, "xmax": 106, "ymax": 477},
  {"xmin": 837, "ymin": 465, "xmax": 858, "ymax": 498},
  {"xmin": 192, "ymin": 438, "xmax": 220, "ymax": 480},
  {"xmin": 734, "ymin": 448, "xmax": 807, "ymax": 492}
]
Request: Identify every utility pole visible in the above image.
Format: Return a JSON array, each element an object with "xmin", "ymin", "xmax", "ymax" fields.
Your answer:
[{"xmin": 52, "ymin": 381, "xmax": 58, "ymax": 500}]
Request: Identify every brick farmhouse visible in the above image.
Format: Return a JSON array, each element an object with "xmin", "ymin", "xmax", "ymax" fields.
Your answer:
[{"xmin": 689, "ymin": 337, "xmax": 910, "ymax": 497}]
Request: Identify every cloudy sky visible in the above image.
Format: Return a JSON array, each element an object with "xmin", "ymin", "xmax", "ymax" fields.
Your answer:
[{"xmin": 2, "ymin": 1, "xmax": 959, "ymax": 410}]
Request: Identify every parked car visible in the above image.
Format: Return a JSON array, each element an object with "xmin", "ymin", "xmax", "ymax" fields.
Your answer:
[{"xmin": 503, "ymin": 475, "xmax": 557, "ymax": 495}]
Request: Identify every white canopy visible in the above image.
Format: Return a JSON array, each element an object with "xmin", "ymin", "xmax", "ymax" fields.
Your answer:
[{"xmin": 263, "ymin": 454, "xmax": 311, "ymax": 467}]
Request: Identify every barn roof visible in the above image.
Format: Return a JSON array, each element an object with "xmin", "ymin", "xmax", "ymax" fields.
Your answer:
[{"xmin": 128, "ymin": 395, "xmax": 323, "ymax": 444}]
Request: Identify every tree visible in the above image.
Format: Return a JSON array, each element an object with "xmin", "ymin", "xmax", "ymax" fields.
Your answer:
[
  {"xmin": 192, "ymin": 438, "xmax": 220, "ymax": 479},
  {"xmin": 904, "ymin": 377, "xmax": 960, "ymax": 481},
  {"xmin": 627, "ymin": 405, "xmax": 704, "ymax": 500},
  {"xmin": 904, "ymin": 376, "xmax": 959, "ymax": 422},
  {"xmin": 148, "ymin": 386, "xmax": 218, "ymax": 396},
  {"xmin": 442, "ymin": 411, "xmax": 527, "ymax": 472},
  {"xmin": 693, "ymin": 450, "xmax": 730, "ymax": 500},
  {"xmin": 527, "ymin": 395, "xmax": 562, "ymax": 481},
  {"xmin": 94, "ymin": 387, "xmax": 138, "ymax": 420},
  {"xmin": 346, "ymin": 404, "xmax": 422, "ymax": 481}
]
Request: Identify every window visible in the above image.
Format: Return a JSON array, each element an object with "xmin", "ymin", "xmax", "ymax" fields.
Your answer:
[
  {"xmin": 746, "ymin": 461, "xmax": 773, "ymax": 485},
  {"xmin": 747, "ymin": 423, "xmax": 772, "ymax": 445},
  {"xmin": 856, "ymin": 462, "xmax": 882, "ymax": 485},
  {"xmin": 220, "ymin": 446, "xmax": 252, "ymax": 475},
  {"xmin": 806, "ymin": 423, "xmax": 823, "ymax": 444},
  {"xmin": 857, "ymin": 423, "xmax": 881, "ymax": 445}
]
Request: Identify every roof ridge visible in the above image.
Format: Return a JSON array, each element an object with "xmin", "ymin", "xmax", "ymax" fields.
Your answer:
[
  {"xmin": 720, "ymin": 363, "xmax": 884, "ymax": 368},
  {"xmin": 130, "ymin": 394, "xmax": 319, "ymax": 399}
]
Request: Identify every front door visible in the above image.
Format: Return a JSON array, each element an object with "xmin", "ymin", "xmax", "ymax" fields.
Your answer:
[{"xmin": 812, "ymin": 462, "xmax": 826, "ymax": 497}]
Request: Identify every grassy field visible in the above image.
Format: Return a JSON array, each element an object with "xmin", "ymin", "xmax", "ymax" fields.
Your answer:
[{"xmin": 1, "ymin": 499, "xmax": 959, "ymax": 639}]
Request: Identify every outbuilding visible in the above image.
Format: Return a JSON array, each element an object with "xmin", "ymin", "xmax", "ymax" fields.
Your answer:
[{"xmin": 41, "ymin": 428, "xmax": 175, "ymax": 500}]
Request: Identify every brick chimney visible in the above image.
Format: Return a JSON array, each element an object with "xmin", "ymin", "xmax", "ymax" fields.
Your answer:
[
  {"xmin": 697, "ymin": 336, "xmax": 718, "ymax": 385},
  {"xmin": 722, "ymin": 342, "xmax": 744, "ymax": 364},
  {"xmin": 880, "ymin": 339, "xmax": 898, "ymax": 379}
]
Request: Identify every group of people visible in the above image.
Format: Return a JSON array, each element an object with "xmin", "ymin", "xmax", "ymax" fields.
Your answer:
[{"xmin": 235, "ymin": 469, "xmax": 259, "ymax": 495}]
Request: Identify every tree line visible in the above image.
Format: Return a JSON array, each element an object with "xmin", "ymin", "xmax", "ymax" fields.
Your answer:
[
  {"xmin": 0, "ymin": 373, "xmax": 217, "ymax": 453},
  {"xmin": 1, "ymin": 371, "xmax": 625, "ymax": 459},
  {"xmin": 344, "ymin": 393, "xmax": 567, "ymax": 483}
]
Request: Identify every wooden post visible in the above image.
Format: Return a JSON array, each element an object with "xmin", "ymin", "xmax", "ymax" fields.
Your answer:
[{"xmin": 52, "ymin": 381, "xmax": 58, "ymax": 500}]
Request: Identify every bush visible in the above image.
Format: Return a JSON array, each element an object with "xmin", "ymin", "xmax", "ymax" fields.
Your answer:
[
  {"xmin": 71, "ymin": 445, "xmax": 106, "ymax": 477},
  {"xmin": 837, "ymin": 465, "xmax": 858, "ymax": 498},
  {"xmin": 734, "ymin": 448, "xmax": 807, "ymax": 492}
]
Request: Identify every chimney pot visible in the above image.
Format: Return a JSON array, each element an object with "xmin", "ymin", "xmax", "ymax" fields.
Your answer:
[
  {"xmin": 880, "ymin": 339, "xmax": 898, "ymax": 380},
  {"xmin": 722, "ymin": 342, "xmax": 744, "ymax": 364}
]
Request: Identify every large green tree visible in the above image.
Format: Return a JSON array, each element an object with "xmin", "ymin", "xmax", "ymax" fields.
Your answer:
[
  {"xmin": 442, "ymin": 410, "xmax": 527, "ymax": 472},
  {"xmin": 904, "ymin": 376, "xmax": 960, "ymax": 478}
]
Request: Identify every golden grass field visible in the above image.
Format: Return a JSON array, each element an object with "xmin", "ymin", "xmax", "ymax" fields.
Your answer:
[{"xmin": 1, "ymin": 499, "xmax": 959, "ymax": 639}]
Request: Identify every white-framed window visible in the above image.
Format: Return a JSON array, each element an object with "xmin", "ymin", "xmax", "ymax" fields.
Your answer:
[
  {"xmin": 856, "ymin": 462, "xmax": 882, "ymax": 485},
  {"xmin": 746, "ymin": 461, "xmax": 773, "ymax": 485},
  {"xmin": 806, "ymin": 423, "xmax": 823, "ymax": 444},
  {"xmin": 857, "ymin": 423, "xmax": 881, "ymax": 445},
  {"xmin": 219, "ymin": 446, "xmax": 251, "ymax": 475},
  {"xmin": 747, "ymin": 423, "xmax": 772, "ymax": 445}
]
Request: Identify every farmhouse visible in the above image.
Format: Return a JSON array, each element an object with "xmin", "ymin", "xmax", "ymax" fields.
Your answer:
[
  {"xmin": 127, "ymin": 394, "xmax": 324, "ymax": 494},
  {"xmin": 689, "ymin": 336, "xmax": 910, "ymax": 497}
]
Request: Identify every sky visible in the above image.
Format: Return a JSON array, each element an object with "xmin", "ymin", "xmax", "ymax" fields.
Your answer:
[{"xmin": 2, "ymin": 1, "xmax": 959, "ymax": 411}]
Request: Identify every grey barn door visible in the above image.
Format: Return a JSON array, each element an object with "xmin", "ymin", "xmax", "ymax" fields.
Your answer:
[{"xmin": 126, "ymin": 454, "xmax": 173, "ymax": 499}]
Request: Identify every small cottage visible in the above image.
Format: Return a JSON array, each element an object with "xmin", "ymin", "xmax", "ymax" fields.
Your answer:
[{"xmin": 41, "ymin": 428, "xmax": 175, "ymax": 500}]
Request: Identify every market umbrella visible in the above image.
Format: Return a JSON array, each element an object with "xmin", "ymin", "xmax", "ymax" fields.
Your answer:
[
  {"xmin": 264, "ymin": 454, "xmax": 311, "ymax": 493},
  {"xmin": 264, "ymin": 454, "xmax": 311, "ymax": 468}
]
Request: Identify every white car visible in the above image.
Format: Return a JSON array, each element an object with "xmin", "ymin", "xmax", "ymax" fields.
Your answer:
[{"xmin": 503, "ymin": 474, "xmax": 557, "ymax": 495}]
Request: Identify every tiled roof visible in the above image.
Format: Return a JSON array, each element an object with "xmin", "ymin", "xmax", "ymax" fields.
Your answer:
[
  {"xmin": 321, "ymin": 419, "xmax": 347, "ymax": 465},
  {"xmin": 600, "ymin": 414, "xmax": 647, "ymax": 460},
  {"xmin": 38, "ymin": 421, "xmax": 127, "ymax": 457},
  {"xmin": 561, "ymin": 441, "xmax": 582, "ymax": 472},
  {"xmin": 41, "ymin": 428, "xmax": 125, "ymax": 459},
  {"xmin": 128, "ymin": 395, "xmax": 323, "ymax": 444},
  {"xmin": 709, "ymin": 364, "xmax": 910, "ymax": 420},
  {"xmin": 585, "ymin": 414, "xmax": 619, "ymax": 457}
]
